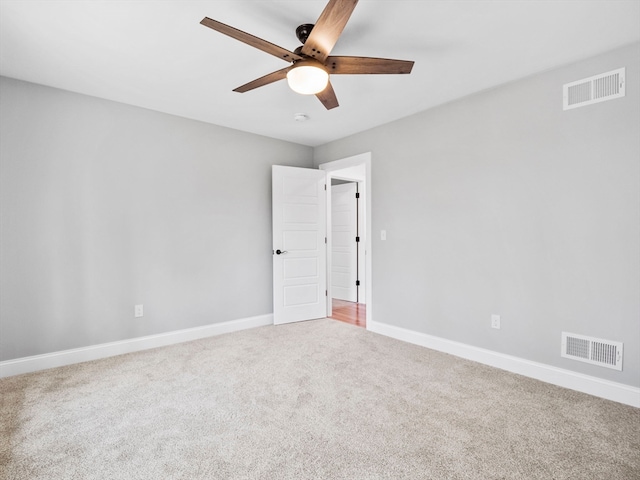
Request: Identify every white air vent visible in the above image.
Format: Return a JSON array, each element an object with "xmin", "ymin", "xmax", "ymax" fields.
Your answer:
[
  {"xmin": 563, "ymin": 68, "xmax": 625, "ymax": 110},
  {"xmin": 561, "ymin": 332, "xmax": 623, "ymax": 371}
]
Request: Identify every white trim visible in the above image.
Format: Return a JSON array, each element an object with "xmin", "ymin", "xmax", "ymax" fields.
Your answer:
[
  {"xmin": 319, "ymin": 152, "xmax": 372, "ymax": 324},
  {"xmin": 369, "ymin": 320, "xmax": 640, "ymax": 408},
  {"xmin": 0, "ymin": 314, "xmax": 273, "ymax": 378}
]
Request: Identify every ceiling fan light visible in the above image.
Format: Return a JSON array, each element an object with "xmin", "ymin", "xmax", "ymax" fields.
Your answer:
[{"xmin": 287, "ymin": 64, "xmax": 329, "ymax": 95}]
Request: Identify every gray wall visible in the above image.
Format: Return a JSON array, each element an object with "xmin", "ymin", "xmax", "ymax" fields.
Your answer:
[
  {"xmin": 0, "ymin": 76, "xmax": 313, "ymax": 361},
  {"xmin": 314, "ymin": 43, "xmax": 640, "ymax": 387}
]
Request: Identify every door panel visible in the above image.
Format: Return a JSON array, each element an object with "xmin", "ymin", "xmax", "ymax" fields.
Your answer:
[
  {"xmin": 273, "ymin": 165, "xmax": 327, "ymax": 325},
  {"xmin": 283, "ymin": 231, "xmax": 318, "ymax": 250},
  {"xmin": 284, "ymin": 257, "xmax": 318, "ymax": 278},
  {"xmin": 284, "ymin": 204, "xmax": 318, "ymax": 223},
  {"xmin": 284, "ymin": 284, "xmax": 319, "ymax": 306}
]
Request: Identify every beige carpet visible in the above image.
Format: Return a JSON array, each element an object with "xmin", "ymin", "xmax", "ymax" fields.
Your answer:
[{"xmin": 1, "ymin": 319, "xmax": 639, "ymax": 479}]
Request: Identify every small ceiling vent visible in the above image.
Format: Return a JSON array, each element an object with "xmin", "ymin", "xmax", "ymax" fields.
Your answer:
[
  {"xmin": 563, "ymin": 67, "xmax": 625, "ymax": 110},
  {"xmin": 561, "ymin": 332, "xmax": 623, "ymax": 371}
]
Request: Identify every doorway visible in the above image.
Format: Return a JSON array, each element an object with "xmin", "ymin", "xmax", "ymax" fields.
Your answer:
[
  {"xmin": 319, "ymin": 153, "xmax": 372, "ymax": 329},
  {"xmin": 331, "ymin": 299, "xmax": 366, "ymax": 327}
]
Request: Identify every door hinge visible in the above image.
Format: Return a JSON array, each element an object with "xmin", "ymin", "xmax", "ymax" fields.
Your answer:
[
  {"xmin": 325, "ymin": 237, "xmax": 327, "ymax": 244},
  {"xmin": 356, "ymin": 280, "xmax": 360, "ymax": 286},
  {"xmin": 325, "ymin": 290, "xmax": 328, "ymax": 296},
  {"xmin": 324, "ymin": 184, "xmax": 327, "ymax": 190},
  {"xmin": 355, "ymin": 192, "xmax": 360, "ymax": 198},
  {"xmin": 355, "ymin": 236, "xmax": 360, "ymax": 242}
]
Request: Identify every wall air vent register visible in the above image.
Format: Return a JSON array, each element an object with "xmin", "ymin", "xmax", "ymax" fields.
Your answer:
[
  {"xmin": 563, "ymin": 67, "xmax": 625, "ymax": 110},
  {"xmin": 561, "ymin": 332, "xmax": 623, "ymax": 371}
]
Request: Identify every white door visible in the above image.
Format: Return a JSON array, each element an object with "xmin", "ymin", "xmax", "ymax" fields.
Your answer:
[
  {"xmin": 331, "ymin": 183, "xmax": 358, "ymax": 302},
  {"xmin": 272, "ymin": 165, "xmax": 327, "ymax": 325}
]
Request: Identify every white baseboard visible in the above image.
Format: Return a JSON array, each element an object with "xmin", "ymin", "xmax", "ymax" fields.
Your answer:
[
  {"xmin": 368, "ymin": 320, "xmax": 640, "ymax": 408},
  {"xmin": 0, "ymin": 314, "xmax": 273, "ymax": 379}
]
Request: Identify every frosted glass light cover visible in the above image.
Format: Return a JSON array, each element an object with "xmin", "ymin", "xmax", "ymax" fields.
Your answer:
[{"xmin": 287, "ymin": 65, "xmax": 329, "ymax": 95}]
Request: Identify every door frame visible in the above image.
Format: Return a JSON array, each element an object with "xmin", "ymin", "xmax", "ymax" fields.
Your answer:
[{"xmin": 319, "ymin": 152, "xmax": 372, "ymax": 328}]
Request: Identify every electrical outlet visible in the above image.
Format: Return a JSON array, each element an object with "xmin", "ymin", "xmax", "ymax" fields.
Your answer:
[
  {"xmin": 134, "ymin": 304, "xmax": 144, "ymax": 318},
  {"xmin": 491, "ymin": 314, "xmax": 501, "ymax": 329}
]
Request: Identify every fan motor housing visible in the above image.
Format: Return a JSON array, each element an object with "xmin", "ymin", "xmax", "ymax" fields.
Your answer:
[{"xmin": 296, "ymin": 24, "xmax": 314, "ymax": 44}]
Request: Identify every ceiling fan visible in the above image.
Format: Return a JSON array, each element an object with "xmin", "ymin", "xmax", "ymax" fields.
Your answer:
[{"xmin": 200, "ymin": 0, "xmax": 414, "ymax": 110}]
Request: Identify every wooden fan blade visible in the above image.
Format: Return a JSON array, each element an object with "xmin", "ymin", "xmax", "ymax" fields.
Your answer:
[
  {"xmin": 233, "ymin": 66, "xmax": 292, "ymax": 93},
  {"xmin": 316, "ymin": 81, "xmax": 339, "ymax": 110},
  {"xmin": 201, "ymin": 17, "xmax": 303, "ymax": 63},
  {"xmin": 301, "ymin": 0, "xmax": 358, "ymax": 63},
  {"xmin": 326, "ymin": 56, "xmax": 414, "ymax": 74}
]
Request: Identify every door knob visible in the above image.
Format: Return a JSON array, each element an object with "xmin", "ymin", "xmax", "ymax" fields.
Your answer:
[{"xmin": 275, "ymin": 249, "xmax": 288, "ymax": 255}]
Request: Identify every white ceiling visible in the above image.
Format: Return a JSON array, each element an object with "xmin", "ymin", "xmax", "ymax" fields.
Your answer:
[{"xmin": 1, "ymin": 1, "xmax": 638, "ymax": 146}]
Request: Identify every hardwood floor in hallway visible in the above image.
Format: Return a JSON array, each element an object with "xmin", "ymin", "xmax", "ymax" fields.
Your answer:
[{"xmin": 330, "ymin": 299, "xmax": 366, "ymax": 328}]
